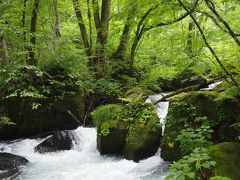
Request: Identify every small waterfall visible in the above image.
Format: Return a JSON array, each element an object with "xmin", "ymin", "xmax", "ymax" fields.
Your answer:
[{"xmin": 146, "ymin": 93, "xmax": 170, "ymax": 133}]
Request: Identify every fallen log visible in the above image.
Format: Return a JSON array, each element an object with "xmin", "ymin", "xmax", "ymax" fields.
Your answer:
[{"xmin": 153, "ymin": 79, "xmax": 220, "ymax": 105}]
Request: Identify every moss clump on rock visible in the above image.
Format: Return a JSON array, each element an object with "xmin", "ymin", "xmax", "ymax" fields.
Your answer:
[
  {"xmin": 91, "ymin": 104, "xmax": 123, "ymax": 128},
  {"xmin": 209, "ymin": 142, "xmax": 240, "ymax": 180}
]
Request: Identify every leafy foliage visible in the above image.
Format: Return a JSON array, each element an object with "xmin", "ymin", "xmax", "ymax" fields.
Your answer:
[
  {"xmin": 166, "ymin": 148, "xmax": 216, "ymax": 180},
  {"xmin": 176, "ymin": 125, "xmax": 213, "ymax": 154},
  {"xmin": 2, "ymin": 64, "xmax": 85, "ymax": 110}
]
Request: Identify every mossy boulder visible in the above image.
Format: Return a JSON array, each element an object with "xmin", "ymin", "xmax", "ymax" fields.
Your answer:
[
  {"xmin": 97, "ymin": 119, "xmax": 127, "ymax": 154},
  {"xmin": 209, "ymin": 142, "xmax": 240, "ymax": 180},
  {"xmin": 123, "ymin": 114, "xmax": 162, "ymax": 162},
  {"xmin": 0, "ymin": 94, "xmax": 84, "ymax": 140},
  {"xmin": 95, "ymin": 102, "xmax": 162, "ymax": 162},
  {"xmin": 0, "ymin": 65, "xmax": 86, "ymax": 140},
  {"xmin": 156, "ymin": 69, "xmax": 207, "ymax": 91},
  {"xmin": 214, "ymin": 81, "xmax": 231, "ymax": 92},
  {"xmin": 161, "ymin": 91, "xmax": 240, "ymax": 161},
  {"xmin": 171, "ymin": 69, "xmax": 207, "ymax": 90}
]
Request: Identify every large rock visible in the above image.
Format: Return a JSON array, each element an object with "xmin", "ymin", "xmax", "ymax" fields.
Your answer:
[
  {"xmin": 122, "ymin": 114, "xmax": 162, "ymax": 162},
  {"xmin": 172, "ymin": 69, "xmax": 207, "ymax": 89},
  {"xmin": 96, "ymin": 102, "xmax": 162, "ymax": 162},
  {"xmin": 0, "ymin": 94, "xmax": 83, "ymax": 140},
  {"xmin": 161, "ymin": 91, "xmax": 240, "ymax": 161},
  {"xmin": 97, "ymin": 120, "xmax": 127, "ymax": 154},
  {"xmin": 156, "ymin": 69, "xmax": 207, "ymax": 91},
  {"xmin": 34, "ymin": 130, "xmax": 76, "ymax": 153},
  {"xmin": 0, "ymin": 152, "xmax": 29, "ymax": 179},
  {"xmin": 209, "ymin": 142, "xmax": 240, "ymax": 180}
]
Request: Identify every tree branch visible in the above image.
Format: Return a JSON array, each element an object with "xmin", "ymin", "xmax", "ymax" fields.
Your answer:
[
  {"xmin": 204, "ymin": 0, "xmax": 240, "ymax": 47},
  {"xmin": 178, "ymin": 0, "xmax": 239, "ymax": 87}
]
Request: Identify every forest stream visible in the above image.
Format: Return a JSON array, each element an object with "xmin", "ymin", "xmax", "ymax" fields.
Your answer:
[{"xmin": 0, "ymin": 82, "xmax": 220, "ymax": 180}]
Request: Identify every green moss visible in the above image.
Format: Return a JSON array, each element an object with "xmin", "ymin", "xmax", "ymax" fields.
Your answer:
[
  {"xmin": 97, "ymin": 119, "xmax": 127, "ymax": 154},
  {"xmin": 123, "ymin": 114, "xmax": 162, "ymax": 162},
  {"xmin": 209, "ymin": 142, "xmax": 240, "ymax": 180},
  {"xmin": 91, "ymin": 104, "xmax": 122, "ymax": 128},
  {"xmin": 125, "ymin": 86, "xmax": 153, "ymax": 97},
  {"xmin": 96, "ymin": 102, "xmax": 162, "ymax": 161},
  {"xmin": 214, "ymin": 81, "xmax": 232, "ymax": 92}
]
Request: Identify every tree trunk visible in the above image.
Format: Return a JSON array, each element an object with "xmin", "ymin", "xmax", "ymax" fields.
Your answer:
[
  {"xmin": 53, "ymin": 0, "xmax": 61, "ymax": 38},
  {"xmin": 0, "ymin": 36, "xmax": 9, "ymax": 64},
  {"xmin": 72, "ymin": 0, "xmax": 91, "ymax": 57},
  {"xmin": 28, "ymin": 0, "xmax": 40, "ymax": 66},
  {"xmin": 95, "ymin": 0, "xmax": 111, "ymax": 67},
  {"xmin": 21, "ymin": 0, "xmax": 28, "ymax": 60},
  {"xmin": 112, "ymin": 11, "xmax": 136, "ymax": 60},
  {"xmin": 186, "ymin": 21, "xmax": 194, "ymax": 56}
]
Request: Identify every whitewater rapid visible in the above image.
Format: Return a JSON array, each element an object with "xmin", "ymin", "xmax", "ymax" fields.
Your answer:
[
  {"xmin": 0, "ymin": 81, "xmax": 221, "ymax": 179},
  {"xmin": 0, "ymin": 127, "xmax": 168, "ymax": 180}
]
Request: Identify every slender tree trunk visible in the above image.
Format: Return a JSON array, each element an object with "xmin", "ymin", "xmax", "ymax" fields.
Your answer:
[
  {"xmin": 53, "ymin": 0, "xmax": 61, "ymax": 38},
  {"xmin": 92, "ymin": 0, "xmax": 101, "ymax": 44},
  {"xmin": 28, "ymin": 0, "xmax": 40, "ymax": 66},
  {"xmin": 178, "ymin": 0, "xmax": 239, "ymax": 87},
  {"xmin": 87, "ymin": 0, "xmax": 93, "ymax": 56},
  {"xmin": 186, "ymin": 21, "xmax": 194, "ymax": 56},
  {"xmin": 0, "ymin": 36, "xmax": 9, "ymax": 64},
  {"xmin": 72, "ymin": 0, "xmax": 91, "ymax": 57},
  {"xmin": 99, "ymin": 0, "xmax": 111, "ymax": 46},
  {"xmin": 21, "ymin": 0, "xmax": 28, "ymax": 60},
  {"xmin": 95, "ymin": 0, "xmax": 111, "ymax": 67},
  {"xmin": 112, "ymin": 11, "xmax": 136, "ymax": 60}
]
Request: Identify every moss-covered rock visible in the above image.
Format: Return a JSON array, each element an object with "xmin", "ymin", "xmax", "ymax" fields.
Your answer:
[
  {"xmin": 0, "ymin": 93, "xmax": 84, "ymax": 140},
  {"xmin": 209, "ymin": 142, "xmax": 240, "ymax": 180},
  {"xmin": 97, "ymin": 119, "xmax": 127, "ymax": 154},
  {"xmin": 123, "ymin": 114, "xmax": 162, "ymax": 162},
  {"xmin": 95, "ymin": 102, "xmax": 162, "ymax": 161},
  {"xmin": 0, "ymin": 65, "xmax": 86, "ymax": 140},
  {"xmin": 156, "ymin": 69, "xmax": 207, "ymax": 92},
  {"xmin": 161, "ymin": 91, "xmax": 240, "ymax": 161},
  {"xmin": 171, "ymin": 69, "xmax": 207, "ymax": 89},
  {"xmin": 214, "ymin": 81, "xmax": 232, "ymax": 92}
]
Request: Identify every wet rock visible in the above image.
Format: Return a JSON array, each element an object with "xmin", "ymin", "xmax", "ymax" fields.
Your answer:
[
  {"xmin": 34, "ymin": 130, "xmax": 76, "ymax": 153},
  {"xmin": 209, "ymin": 142, "xmax": 240, "ymax": 180},
  {"xmin": 0, "ymin": 152, "xmax": 28, "ymax": 179}
]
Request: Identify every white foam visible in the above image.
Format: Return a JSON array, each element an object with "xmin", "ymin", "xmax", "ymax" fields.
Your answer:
[{"xmin": 1, "ymin": 127, "xmax": 168, "ymax": 180}]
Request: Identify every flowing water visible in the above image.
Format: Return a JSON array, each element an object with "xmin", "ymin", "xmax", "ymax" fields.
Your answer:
[
  {"xmin": 0, "ymin": 81, "xmax": 221, "ymax": 180},
  {"xmin": 0, "ymin": 127, "xmax": 168, "ymax": 180}
]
